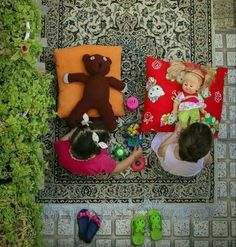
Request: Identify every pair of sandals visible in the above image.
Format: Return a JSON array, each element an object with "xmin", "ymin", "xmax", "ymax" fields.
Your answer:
[
  {"xmin": 77, "ymin": 209, "xmax": 102, "ymax": 243},
  {"xmin": 131, "ymin": 210, "xmax": 162, "ymax": 246}
]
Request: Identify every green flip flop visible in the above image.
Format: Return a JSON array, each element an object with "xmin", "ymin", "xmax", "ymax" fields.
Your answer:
[
  {"xmin": 131, "ymin": 214, "xmax": 147, "ymax": 246},
  {"xmin": 147, "ymin": 210, "xmax": 162, "ymax": 241}
]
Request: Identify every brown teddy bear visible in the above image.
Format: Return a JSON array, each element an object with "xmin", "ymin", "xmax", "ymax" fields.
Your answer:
[{"xmin": 64, "ymin": 54, "xmax": 126, "ymax": 131}]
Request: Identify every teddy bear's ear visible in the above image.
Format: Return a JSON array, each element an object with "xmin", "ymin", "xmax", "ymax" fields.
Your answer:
[
  {"xmin": 106, "ymin": 56, "xmax": 112, "ymax": 64},
  {"xmin": 82, "ymin": 54, "xmax": 90, "ymax": 62}
]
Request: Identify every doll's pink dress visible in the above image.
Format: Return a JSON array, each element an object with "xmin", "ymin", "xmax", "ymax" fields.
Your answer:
[{"xmin": 175, "ymin": 92, "xmax": 204, "ymax": 111}]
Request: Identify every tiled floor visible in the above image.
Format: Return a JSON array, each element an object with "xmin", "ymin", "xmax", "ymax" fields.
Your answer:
[{"xmin": 41, "ymin": 0, "xmax": 236, "ymax": 246}]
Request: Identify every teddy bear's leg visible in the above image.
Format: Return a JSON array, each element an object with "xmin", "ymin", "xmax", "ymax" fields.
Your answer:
[
  {"xmin": 67, "ymin": 100, "xmax": 91, "ymax": 127},
  {"xmin": 97, "ymin": 103, "xmax": 116, "ymax": 131}
]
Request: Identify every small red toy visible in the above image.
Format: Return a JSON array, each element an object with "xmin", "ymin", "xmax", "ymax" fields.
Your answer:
[{"xmin": 131, "ymin": 157, "xmax": 145, "ymax": 172}]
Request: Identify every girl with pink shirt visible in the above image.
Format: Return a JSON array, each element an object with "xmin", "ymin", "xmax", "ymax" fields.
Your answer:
[{"xmin": 54, "ymin": 114, "xmax": 143, "ymax": 175}]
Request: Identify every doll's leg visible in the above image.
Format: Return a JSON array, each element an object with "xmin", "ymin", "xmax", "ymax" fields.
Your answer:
[
  {"xmin": 67, "ymin": 100, "xmax": 91, "ymax": 127},
  {"xmin": 97, "ymin": 103, "xmax": 116, "ymax": 131},
  {"xmin": 189, "ymin": 109, "xmax": 201, "ymax": 124},
  {"xmin": 178, "ymin": 111, "xmax": 190, "ymax": 129}
]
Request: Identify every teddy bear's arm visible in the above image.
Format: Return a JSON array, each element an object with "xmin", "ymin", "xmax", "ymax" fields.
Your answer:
[
  {"xmin": 107, "ymin": 77, "xmax": 126, "ymax": 91},
  {"xmin": 64, "ymin": 73, "xmax": 89, "ymax": 84}
]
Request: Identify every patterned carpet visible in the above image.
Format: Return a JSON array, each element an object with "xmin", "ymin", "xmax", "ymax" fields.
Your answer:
[{"xmin": 37, "ymin": 0, "xmax": 214, "ymax": 203}]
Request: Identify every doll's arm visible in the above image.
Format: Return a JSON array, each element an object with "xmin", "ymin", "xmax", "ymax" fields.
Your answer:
[
  {"xmin": 64, "ymin": 73, "xmax": 89, "ymax": 84},
  {"xmin": 171, "ymin": 92, "xmax": 182, "ymax": 114},
  {"xmin": 107, "ymin": 76, "xmax": 126, "ymax": 91},
  {"xmin": 171, "ymin": 100, "xmax": 179, "ymax": 114},
  {"xmin": 200, "ymin": 105, "xmax": 207, "ymax": 115},
  {"xmin": 199, "ymin": 95, "xmax": 207, "ymax": 115}
]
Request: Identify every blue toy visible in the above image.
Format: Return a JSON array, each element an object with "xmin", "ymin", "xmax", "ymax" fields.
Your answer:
[
  {"xmin": 127, "ymin": 135, "xmax": 143, "ymax": 149},
  {"xmin": 127, "ymin": 123, "xmax": 143, "ymax": 149}
]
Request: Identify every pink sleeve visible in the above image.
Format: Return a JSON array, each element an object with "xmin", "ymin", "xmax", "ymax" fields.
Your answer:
[
  {"xmin": 99, "ymin": 150, "xmax": 117, "ymax": 173},
  {"xmin": 54, "ymin": 140, "xmax": 70, "ymax": 162},
  {"xmin": 54, "ymin": 140, "xmax": 69, "ymax": 151}
]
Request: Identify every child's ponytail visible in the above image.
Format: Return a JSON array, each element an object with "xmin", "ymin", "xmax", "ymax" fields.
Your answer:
[{"xmin": 70, "ymin": 114, "xmax": 110, "ymax": 160}]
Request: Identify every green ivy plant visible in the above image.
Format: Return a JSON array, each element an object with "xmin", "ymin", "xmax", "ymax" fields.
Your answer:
[{"xmin": 0, "ymin": 0, "xmax": 54, "ymax": 246}]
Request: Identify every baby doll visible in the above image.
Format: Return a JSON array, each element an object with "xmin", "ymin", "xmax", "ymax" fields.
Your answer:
[{"xmin": 166, "ymin": 61, "xmax": 215, "ymax": 128}]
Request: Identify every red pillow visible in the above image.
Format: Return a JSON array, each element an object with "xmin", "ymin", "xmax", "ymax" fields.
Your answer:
[{"xmin": 140, "ymin": 56, "xmax": 228, "ymax": 135}]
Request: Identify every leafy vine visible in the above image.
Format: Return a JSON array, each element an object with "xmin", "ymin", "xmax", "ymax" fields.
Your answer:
[{"xmin": 0, "ymin": 1, "xmax": 54, "ymax": 246}]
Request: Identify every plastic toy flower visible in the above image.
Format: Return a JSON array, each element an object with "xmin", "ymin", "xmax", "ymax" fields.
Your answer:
[
  {"xmin": 21, "ymin": 44, "xmax": 29, "ymax": 53},
  {"xmin": 128, "ymin": 123, "xmax": 140, "ymax": 136}
]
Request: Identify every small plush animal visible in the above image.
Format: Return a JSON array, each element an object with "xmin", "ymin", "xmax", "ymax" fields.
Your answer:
[
  {"xmin": 64, "ymin": 54, "xmax": 126, "ymax": 131},
  {"xmin": 146, "ymin": 77, "xmax": 165, "ymax": 103}
]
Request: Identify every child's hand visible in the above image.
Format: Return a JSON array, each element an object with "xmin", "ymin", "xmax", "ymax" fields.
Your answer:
[{"xmin": 131, "ymin": 145, "xmax": 143, "ymax": 160}]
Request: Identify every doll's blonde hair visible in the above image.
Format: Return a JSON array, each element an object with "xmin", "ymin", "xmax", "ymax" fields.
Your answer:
[{"xmin": 166, "ymin": 61, "xmax": 216, "ymax": 90}]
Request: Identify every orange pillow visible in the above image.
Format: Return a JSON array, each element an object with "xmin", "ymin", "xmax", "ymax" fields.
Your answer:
[{"xmin": 54, "ymin": 45, "xmax": 125, "ymax": 118}]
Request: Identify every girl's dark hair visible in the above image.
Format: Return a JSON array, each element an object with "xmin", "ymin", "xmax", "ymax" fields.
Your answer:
[
  {"xmin": 70, "ymin": 120, "xmax": 110, "ymax": 160},
  {"xmin": 178, "ymin": 122, "xmax": 213, "ymax": 162}
]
